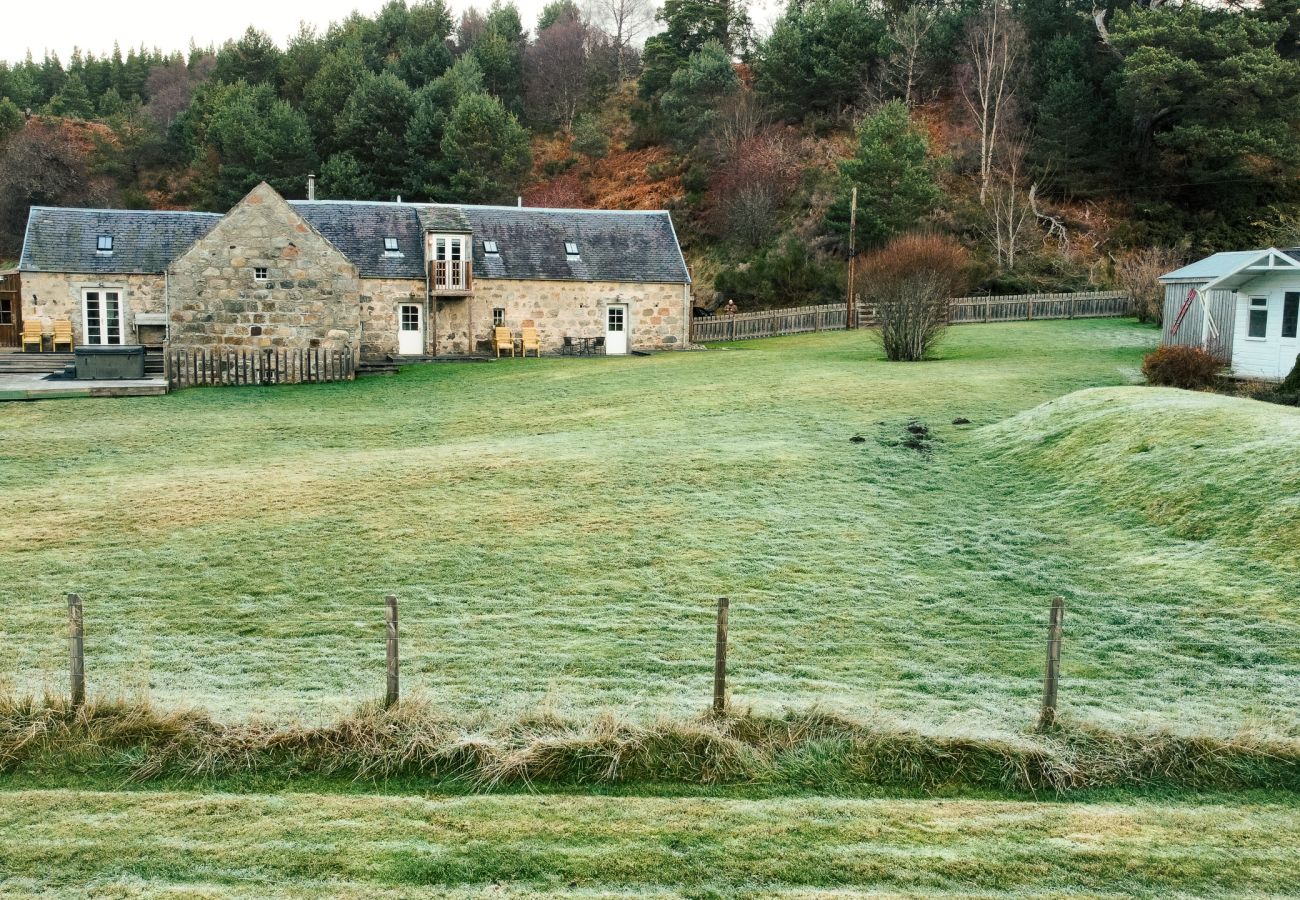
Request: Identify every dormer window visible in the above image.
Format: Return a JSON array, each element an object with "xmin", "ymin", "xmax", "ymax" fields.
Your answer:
[
  {"xmin": 484, "ymin": 240, "xmax": 499, "ymax": 255},
  {"xmin": 384, "ymin": 237, "xmax": 399, "ymax": 253},
  {"xmin": 564, "ymin": 241, "xmax": 579, "ymax": 257},
  {"xmin": 96, "ymin": 235, "xmax": 113, "ymax": 254}
]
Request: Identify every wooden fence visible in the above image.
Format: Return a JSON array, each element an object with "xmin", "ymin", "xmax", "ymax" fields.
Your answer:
[
  {"xmin": 167, "ymin": 347, "xmax": 355, "ymax": 389},
  {"xmin": 947, "ymin": 291, "xmax": 1131, "ymax": 324},
  {"xmin": 689, "ymin": 304, "xmax": 847, "ymax": 342},
  {"xmin": 690, "ymin": 291, "xmax": 1132, "ymax": 343}
]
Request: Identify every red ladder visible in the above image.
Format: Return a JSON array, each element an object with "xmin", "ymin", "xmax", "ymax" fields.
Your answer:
[{"xmin": 1170, "ymin": 287, "xmax": 1197, "ymax": 336}]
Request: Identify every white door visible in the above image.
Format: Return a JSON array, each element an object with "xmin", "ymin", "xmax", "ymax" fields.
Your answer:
[
  {"xmin": 1280, "ymin": 291, "xmax": 1298, "ymax": 379},
  {"xmin": 605, "ymin": 304, "xmax": 628, "ymax": 355},
  {"xmin": 398, "ymin": 304, "xmax": 423, "ymax": 355},
  {"xmin": 83, "ymin": 290, "xmax": 123, "ymax": 345}
]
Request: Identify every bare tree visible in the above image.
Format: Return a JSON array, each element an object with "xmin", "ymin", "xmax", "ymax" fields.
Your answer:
[
  {"xmin": 1113, "ymin": 247, "xmax": 1184, "ymax": 326},
  {"xmin": 877, "ymin": 5, "xmax": 938, "ymax": 108},
  {"xmin": 0, "ymin": 121, "xmax": 107, "ymax": 254},
  {"xmin": 973, "ymin": 139, "xmax": 1038, "ymax": 270},
  {"xmin": 956, "ymin": 1, "xmax": 1024, "ymax": 205},
  {"xmin": 705, "ymin": 89, "xmax": 766, "ymax": 161},
  {"xmin": 526, "ymin": 17, "xmax": 592, "ymax": 132},
  {"xmin": 584, "ymin": 0, "xmax": 654, "ymax": 82},
  {"xmin": 144, "ymin": 54, "xmax": 215, "ymax": 129}
]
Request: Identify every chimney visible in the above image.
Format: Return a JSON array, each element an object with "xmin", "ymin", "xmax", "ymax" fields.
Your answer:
[{"xmin": 307, "ymin": 174, "xmax": 316, "ymax": 201}]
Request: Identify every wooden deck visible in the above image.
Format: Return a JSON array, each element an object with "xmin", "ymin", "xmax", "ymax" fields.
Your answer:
[{"xmin": 0, "ymin": 372, "xmax": 169, "ymax": 401}]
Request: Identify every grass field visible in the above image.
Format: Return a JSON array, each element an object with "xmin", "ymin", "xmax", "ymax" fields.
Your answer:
[
  {"xmin": 3, "ymin": 788, "xmax": 1299, "ymax": 897},
  {"xmin": 2, "ymin": 319, "xmax": 1298, "ymax": 738}
]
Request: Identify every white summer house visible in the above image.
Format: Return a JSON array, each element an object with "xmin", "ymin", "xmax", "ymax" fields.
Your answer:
[{"xmin": 1160, "ymin": 248, "xmax": 1300, "ymax": 381}]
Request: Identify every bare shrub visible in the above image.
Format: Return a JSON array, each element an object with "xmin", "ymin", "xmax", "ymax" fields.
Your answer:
[
  {"xmin": 708, "ymin": 130, "xmax": 799, "ymax": 247},
  {"xmin": 1141, "ymin": 345, "xmax": 1224, "ymax": 390},
  {"xmin": 1114, "ymin": 247, "xmax": 1183, "ymax": 325},
  {"xmin": 857, "ymin": 233, "xmax": 970, "ymax": 361}
]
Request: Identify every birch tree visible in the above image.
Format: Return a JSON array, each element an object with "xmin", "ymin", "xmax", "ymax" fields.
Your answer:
[
  {"xmin": 957, "ymin": 2, "xmax": 1024, "ymax": 205},
  {"xmin": 585, "ymin": 0, "xmax": 654, "ymax": 82},
  {"xmin": 878, "ymin": 5, "xmax": 937, "ymax": 108}
]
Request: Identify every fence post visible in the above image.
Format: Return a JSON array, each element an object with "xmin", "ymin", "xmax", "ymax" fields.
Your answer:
[
  {"xmin": 67, "ymin": 593, "xmax": 85, "ymax": 711},
  {"xmin": 712, "ymin": 597, "xmax": 729, "ymax": 715},
  {"xmin": 1068, "ymin": 296, "xmax": 1075, "ymax": 319},
  {"xmin": 384, "ymin": 594, "xmax": 399, "ymax": 708},
  {"xmin": 1038, "ymin": 596, "xmax": 1064, "ymax": 729}
]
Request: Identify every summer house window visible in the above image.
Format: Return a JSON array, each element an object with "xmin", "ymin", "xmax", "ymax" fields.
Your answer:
[
  {"xmin": 1248, "ymin": 297, "xmax": 1269, "ymax": 339},
  {"xmin": 1283, "ymin": 292, "xmax": 1299, "ymax": 340}
]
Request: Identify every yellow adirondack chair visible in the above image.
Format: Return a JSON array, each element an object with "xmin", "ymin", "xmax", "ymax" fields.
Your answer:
[
  {"xmin": 52, "ymin": 319, "xmax": 74, "ymax": 352},
  {"xmin": 20, "ymin": 320, "xmax": 44, "ymax": 352},
  {"xmin": 520, "ymin": 326, "xmax": 540, "ymax": 358},
  {"xmin": 492, "ymin": 326, "xmax": 515, "ymax": 358}
]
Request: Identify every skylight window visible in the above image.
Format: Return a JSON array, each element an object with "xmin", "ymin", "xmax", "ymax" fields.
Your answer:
[
  {"xmin": 96, "ymin": 235, "xmax": 113, "ymax": 252},
  {"xmin": 564, "ymin": 241, "xmax": 579, "ymax": 256},
  {"xmin": 384, "ymin": 237, "xmax": 399, "ymax": 252},
  {"xmin": 484, "ymin": 240, "xmax": 499, "ymax": 254}
]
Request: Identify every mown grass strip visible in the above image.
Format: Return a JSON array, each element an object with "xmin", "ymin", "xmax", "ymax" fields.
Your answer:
[{"xmin": 2, "ymin": 787, "xmax": 1299, "ymax": 897}]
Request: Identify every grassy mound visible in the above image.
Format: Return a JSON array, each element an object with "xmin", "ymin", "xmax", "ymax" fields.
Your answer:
[
  {"xmin": 5, "ymin": 694, "xmax": 1299, "ymax": 794},
  {"xmin": 972, "ymin": 386, "xmax": 1300, "ymax": 570}
]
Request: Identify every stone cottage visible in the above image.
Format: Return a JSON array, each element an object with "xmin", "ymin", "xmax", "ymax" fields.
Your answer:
[{"xmin": 13, "ymin": 182, "xmax": 692, "ymax": 364}]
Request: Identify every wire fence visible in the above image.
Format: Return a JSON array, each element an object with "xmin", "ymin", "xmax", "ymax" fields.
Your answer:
[{"xmin": 33, "ymin": 593, "xmax": 1300, "ymax": 730}]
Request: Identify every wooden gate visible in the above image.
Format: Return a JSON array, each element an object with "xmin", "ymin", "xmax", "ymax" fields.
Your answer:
[{"xmin": 0, "ymin": 272, "xmax": 20, "ymax": 348}]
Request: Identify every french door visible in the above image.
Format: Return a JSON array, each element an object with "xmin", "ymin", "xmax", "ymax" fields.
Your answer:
[{"xmin": 83, "ymin": 290, "xmax": 123, "ymax": 345}]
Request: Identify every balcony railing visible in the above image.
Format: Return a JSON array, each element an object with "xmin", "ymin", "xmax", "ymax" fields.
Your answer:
[{"xmin": 432, "ymin": 259, "xmax": 472, "ymax": 293}]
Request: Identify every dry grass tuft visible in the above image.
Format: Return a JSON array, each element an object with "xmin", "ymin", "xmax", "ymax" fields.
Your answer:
[{"xmin": 5, "ymin": 694, "xmax": 1298, "ymax": 793}]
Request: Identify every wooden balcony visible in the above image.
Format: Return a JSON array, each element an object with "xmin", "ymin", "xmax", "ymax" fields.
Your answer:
[{"xmin": 431, "ymin": 259, "xmax": 473, "ymax": 295}]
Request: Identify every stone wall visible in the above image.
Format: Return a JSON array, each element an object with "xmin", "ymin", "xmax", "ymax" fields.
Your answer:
[
  {"xmin": 432, "ymin": 279, "xmax": 690, "ymax": 355},
  {"xmin": 19, "ymin": 272, "xmax": 165, "ymax": 345},
  {"xmin": 360, "ymin": 277, "xmax": 425, "ymax": 359},
  {"xmin": 167, "ymin": 183, "xmax": 360, "ymax": 354}
]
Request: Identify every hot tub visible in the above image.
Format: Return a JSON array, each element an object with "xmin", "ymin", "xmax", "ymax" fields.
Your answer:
[{"xmin": 75, "ymin": 345, "xmax": 146, "ymax": 379}]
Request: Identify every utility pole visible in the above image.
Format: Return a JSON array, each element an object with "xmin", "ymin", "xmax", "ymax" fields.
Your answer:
[{"xmin": 846, "ymin": 186, "xmax": 858, "ymax": 329}]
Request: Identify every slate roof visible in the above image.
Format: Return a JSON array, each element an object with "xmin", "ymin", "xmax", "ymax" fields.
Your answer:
[
  {"xmin": 448, "ymin": 205, "xmax": 690, "ymax": 284},
  {"xmin": 289, "ymin": 201, "xmax": 426, "ymax": 279},
  {"xmin": 19, "ymin": 207, "xmax": 221, "ymax": 274},
  {"xmin": 19, "ymin": 200, "xmax": 691, "ymax": 284}
]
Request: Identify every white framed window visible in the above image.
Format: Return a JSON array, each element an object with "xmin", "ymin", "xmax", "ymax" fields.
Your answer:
[
  {"xmin": 83, "ymin": 289, "xmax": 123, "ymax": 345},
  {"xmin": 254, "ymin": 267, "xmax": 269, "ymax": 281},
  {"xmin": 564, "ymin": 241, "xmax": 579, "ymax": 256},
  {"xmin": 1248, "ymin": 297, "xmax": 1269, "ymax": 339},
  {"xmin": 1283, "ymin": 292, "xmax": 1298, "ymax": 340},
  {"xmin": 492, "ymin": 307, "xmax": 505, "ymax": 326}
]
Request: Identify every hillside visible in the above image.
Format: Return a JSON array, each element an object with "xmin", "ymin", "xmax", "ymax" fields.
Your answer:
[{"xmin": 3, "ymin": 0, "xmax": 1298, "ymax": 311}]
